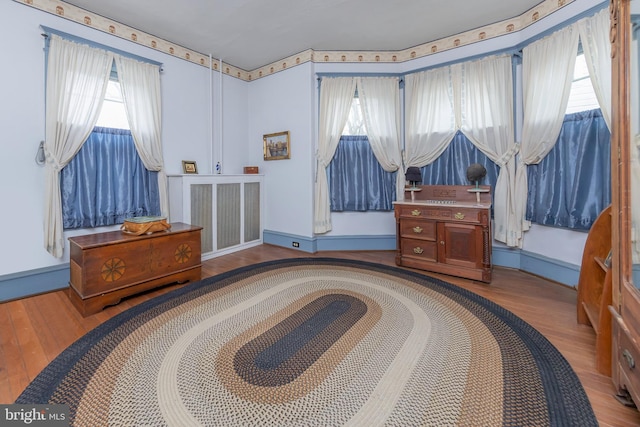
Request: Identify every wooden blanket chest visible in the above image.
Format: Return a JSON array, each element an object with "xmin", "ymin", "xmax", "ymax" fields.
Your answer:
[{"xmin": 68, "ymin": 222, "xmax": 202, "ymax": 316}]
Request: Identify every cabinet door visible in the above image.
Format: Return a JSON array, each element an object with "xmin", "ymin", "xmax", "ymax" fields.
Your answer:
[
  {"xmin": 437, "ymin": 222, "xmax": 483, "ymax": 269},
  {"xmin": 190, "ymin": 184, "xmax": 213, "ymax": 253},
  {"xmin": 217, "ymin": 183, "xmax": 241, "ymax": 250},
  {"xmin": 244, "ymin": 182, "xmax": 261, "ymax": 242}
]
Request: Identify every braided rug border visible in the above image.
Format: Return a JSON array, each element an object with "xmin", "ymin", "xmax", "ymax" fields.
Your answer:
[{"xmin": 16, "ymin": 257, "xmax": 597, "ymax": 426}]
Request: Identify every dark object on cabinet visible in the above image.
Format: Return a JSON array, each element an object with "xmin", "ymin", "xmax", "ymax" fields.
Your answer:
[{"xmin": 466, "ymin": 163, "xmax": 487, "ymax": 183}]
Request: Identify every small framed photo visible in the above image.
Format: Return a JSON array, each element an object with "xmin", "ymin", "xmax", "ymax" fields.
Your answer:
[
  {"xmin": 182, "ymin": 160, "xmax": 198, "ymax": 174},
  {"xmin": 263, "ymin": 131, "xmax": 290, "ymax": 160}
]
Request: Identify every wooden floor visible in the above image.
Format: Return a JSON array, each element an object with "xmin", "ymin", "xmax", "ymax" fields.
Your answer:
[{"xmin": 1, "ymin": 245, "xmax": 639, "ymax": 426}]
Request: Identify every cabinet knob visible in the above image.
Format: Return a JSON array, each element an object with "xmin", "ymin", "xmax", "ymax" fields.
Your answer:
[
  {"xmin": 623, "ymin": 349, "xmax": 636, "ymax": 369},
  {"xmin": 411, "ymin": 210, "xmax": 422, "ymax": 216},
  {"xmin": 454, "ymin": 212, "xmax": 465, "ymax": 220},
  {"xmin": 413, "ymin": 247, "xmax": 424, "ymax": 254},
  {"xmin": 440, "ymin": 241, "xmax": 445, "ymax": 245},
  {"xmin": 413, "ymin": 226, "xmax": 423, "ymax": 233}
]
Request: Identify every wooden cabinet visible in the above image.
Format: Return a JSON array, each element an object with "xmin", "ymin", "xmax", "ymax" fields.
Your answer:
[
  {"xmin": 394, "ymin": 185, "xmax": 492, "ymax": 282},
  {"xmin": 609, "ymin": 0, "xmax": 640, "ymax": 409},
  {"xmin": 576, "ymin": 205, "xmax": 612, "ymax": 375},
  {"xmin": 611, "ymin": 294, "xmax": 640, "ymax": 407},
  {"xmin": 167, "ymin": 174, "xmax": 263, "ymax": 260},
  {"xmin": 67, "ymin": 223, "xmax": 202, "ymax": 316}
]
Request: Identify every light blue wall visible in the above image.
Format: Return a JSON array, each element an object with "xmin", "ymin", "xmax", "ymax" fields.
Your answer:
[
  {"xmin": 0, "ymin": 0, "xmax": 608, "ymax": 301},
  {"xmin": 0, "ymin": 0, "xmax": 248, "ymax": 279}
]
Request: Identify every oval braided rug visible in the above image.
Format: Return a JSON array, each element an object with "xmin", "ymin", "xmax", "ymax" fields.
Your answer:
[{"xmin": 17, "ymin": 258, "xmax": 597, "ymax": 426}]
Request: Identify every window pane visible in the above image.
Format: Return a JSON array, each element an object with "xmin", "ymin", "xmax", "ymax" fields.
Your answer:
[
  {"xmin": 342, "ymin": 98, "xmax": 367, "ymax": 135},
  {"xmin": 96, "ymin": 80, "xmax": 129, "ymax": 129},
  {"xmin": 566, "ymin": 53, "xmax": 599, "ymax": 114},
  {"xmin": 573, "ymin": 52, "xmax": 590, "ymax": 80}
]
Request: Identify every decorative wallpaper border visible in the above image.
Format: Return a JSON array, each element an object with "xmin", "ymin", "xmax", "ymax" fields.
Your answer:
[{"xmin": 16, "ymin": 0, "xmax": 575, "ymax": 81}]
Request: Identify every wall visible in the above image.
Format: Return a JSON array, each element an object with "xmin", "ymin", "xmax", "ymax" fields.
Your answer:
[
  {"xmin": 0, "ymin": 0, "xmax": 606, "ymax": 298},
  {"xmin": 256, "ymin": 0, "xmax": 606, "ymax": 280},
  {"xmin": 0, "ymin": 1, "xmax": 248, "ymax": 282},
  {"xmin": 247, "ymin": 63, "xmax": 316, "ymax": 239}
]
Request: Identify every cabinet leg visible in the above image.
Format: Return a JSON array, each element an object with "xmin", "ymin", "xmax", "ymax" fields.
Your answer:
[{"xmin": 615, "ymin": 389, "xmax": 637, "ymax": 408}]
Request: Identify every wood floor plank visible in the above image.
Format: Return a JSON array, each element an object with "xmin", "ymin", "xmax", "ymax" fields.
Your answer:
[
  {"xmin": 0, "ymin": 303, "xmax": 28, "ymax": 403},
  {"xmin": 6, "ymin": 300, "xmax": 49, "ymax": 381},
  {"xmin": 19, "ymin": 294, "xmax": 75, "ymax": 362},
  {"xmin": 0, "ymin": 245, "xmax": 638, "ymax": 425},
  {"xmin": 1, "ymin": 300, "xmax": 46, "ymax": 401}
]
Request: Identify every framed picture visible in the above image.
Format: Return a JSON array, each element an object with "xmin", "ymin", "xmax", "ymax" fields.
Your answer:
[
  {"xmin": 263, "ymin": 131, "xmax": 290, "ymax": 160},
  {"xmin": 182, "ymin": 160, "xmax": 198, "ymax": 174}
]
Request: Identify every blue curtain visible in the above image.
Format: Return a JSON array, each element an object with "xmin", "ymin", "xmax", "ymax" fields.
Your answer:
[
  {"xmin": 420, "ymin": 131, "xmax": 499, "ymax": 187},
  {"xmin": 526, "ymin": 109, "xmax": 611, "ymax": 230},
  {"xmin": 328, "ymin": 135, "xmax": 397, "ymax": 211},
  {"xmin": 61, "ymin": 127, "xmax": 160, "ymax": 229}
]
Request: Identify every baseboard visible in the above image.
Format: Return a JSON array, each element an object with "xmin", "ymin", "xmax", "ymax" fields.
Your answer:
[
  {"xmin": 315, "ymin": 234, "xmax": 397, "ymax": 251},
  {"xmin": 0, "ymin": 264, "xmax": 69, "ymax": 302},
  {"xmin": 262, "ymin": 230, "xmax": 318, "ymax": 253},
  {"xmin": 492, "ymin": 246, "xmax": 580, "ymax": 287},
  {"xmin": 264, "ymin": 230, "xmax": 580, "ymax": 287},
  {"xmin": 0, "ymin": 234, "xmax": 583, "ymax": 302}
]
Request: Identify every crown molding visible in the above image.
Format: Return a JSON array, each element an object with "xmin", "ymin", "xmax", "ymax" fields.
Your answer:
[{"xmin": 16, "ymin": 0, "xmax": 577, "ymax": 82}]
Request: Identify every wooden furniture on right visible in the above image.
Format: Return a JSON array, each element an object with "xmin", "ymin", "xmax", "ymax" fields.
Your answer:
[
  {"xmin": 393, "ymin": 185, "xmax": 492, "ymax": 283},
  {"xmin": 609, "ymin": 0, "xmax": 640, "ymax": 409},
  {"xmin": 576, "ymin": 205, "xmax": 612, "ymax": 375}
]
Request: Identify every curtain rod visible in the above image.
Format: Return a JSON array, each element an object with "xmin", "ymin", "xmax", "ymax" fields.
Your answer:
[
  {"xmin": 316, "ymin": 72, "xmax": 404, "ymax": 78},
  {"xmin": 315, "ymin": 49, "xmax": 518, "ymax": 82},
  {"xmin": 316, "ymin": 74, "xmax": 405, "ymax": 89},
  {"xmin": 40, "ymin": 25, "xmax": 163, "ymax": 69}
]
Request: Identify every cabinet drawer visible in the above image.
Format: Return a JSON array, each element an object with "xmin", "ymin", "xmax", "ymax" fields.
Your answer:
[
  {"xmin": 396, "ymin": 206, "xmax": 485, "ymax": 224},
  {"xmin": 400, "ymin": 219, "xmax": 436, "ymax": 240},
  {"xmin": 400, "ymin": 238, "xmax": 437, "ymax": 262},
  {"xmin": 616, "ymin": 320, "xmax": 640, "ymax": 402}
]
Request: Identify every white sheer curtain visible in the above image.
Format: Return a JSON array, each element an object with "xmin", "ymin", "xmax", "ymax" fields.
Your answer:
[
  {"xmin": 405, "ymin": 56, "xmax": 518, "ymax": 244},
  {"xmin": 515, "ymin": 25, "xmax": 580, "ymax": 245},
  {"xmin": 577, "ymin": 8, "xmax": 612, "ymax": 130},
  {"xmin": 457, "ymin": 55, "xmax": 519, "ymax": 245},
  {"xmin": 115, "ymin": 56, "xmax": 168, "ymax": 217},
  {"xmin": 404, "ymin": 67, "xmax": 457, "ymax": 178},
  {"xmin": 43, "ymin": 35, "xmax": 113, "ymax": 257},
  {"xmin": 314, "ymin": 77, "xmax": 357, "ymax": 233},
  {"xmin": 356, "ymin": 77, "xmax": 404, "ymax": 200}
]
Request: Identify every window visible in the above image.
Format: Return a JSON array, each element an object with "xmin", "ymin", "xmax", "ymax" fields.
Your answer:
[
  {"xmin": 61, "ymin": 70, "xmax": 160, "ymax": 229},
  {"xmin": 565, "ymin": 53, "xmax": 600, "ymax": 114},
  {"xmin": 328, "ymin": 97, "xmax": 396, "ymax": 211},
  {"xmin": 61, "ymin": 127, "xmax": 160, "ymax": 228},
  {"xmin": 328, "ymin": 135, "xmax": 396, "ymax": 211},
  {"xmin": 343, "ymin": 97, "xmax": 366, "ymax": 135},
  {"xmin": 526, "ymin": 51, "xmax": 611, "ymax": 230},
  {"xmin": 95, "ymin": 80, "xmax": 129, "ymax": 129},
  {"xmin": 43, "ymin": 32, "xmax": 164, "ymax": 257},
  {"xmin": 419, "ymin": 131, "xmax": 499, "ymax": 188}
]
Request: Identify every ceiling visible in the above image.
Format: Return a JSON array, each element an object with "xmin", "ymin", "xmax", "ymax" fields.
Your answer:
[{"xmin": 62, "ymin": 0, "xmax": 545, "ymax": 71}]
